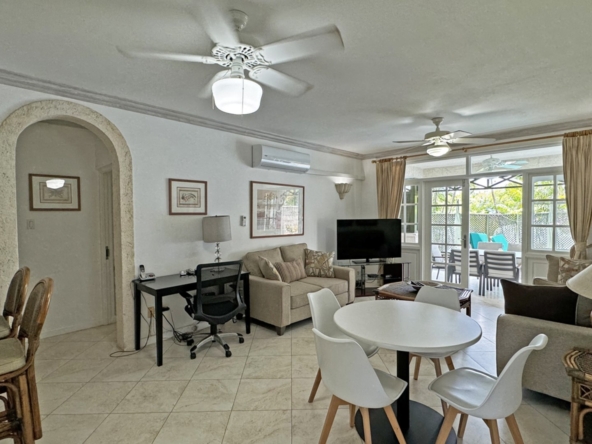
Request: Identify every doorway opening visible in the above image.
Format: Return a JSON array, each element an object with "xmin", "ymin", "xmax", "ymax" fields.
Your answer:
[{"xmin": 15, "ymin": 120, "xmax": 116, "ymax": 336}]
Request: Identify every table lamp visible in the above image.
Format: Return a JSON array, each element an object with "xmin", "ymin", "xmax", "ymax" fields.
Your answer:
[
  {"xmin": 203, "ymin": 215, "xmax": 231, "ymax": 271},
  {"xmin": 566, "ymin": 265, "xmax": 592, "ymax": 301}
]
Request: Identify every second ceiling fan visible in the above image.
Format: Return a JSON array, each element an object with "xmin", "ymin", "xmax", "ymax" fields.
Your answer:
[
  {"xmin": 394, "ymin": 117, "xmax": 496, "ymax": 157},
  {"xmin": 117, "ymin": 2, "xmax": 344, "ymax": 115}
]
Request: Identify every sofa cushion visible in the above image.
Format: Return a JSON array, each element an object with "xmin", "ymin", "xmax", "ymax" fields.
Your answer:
[
  {"xmin": 0, "ymin": 338, "xmax": 25, "ymax": 374},
  {"xmin": 290, "ymin": 281, "xmax": 323, "ymax": 309},
  {"xmin": 0, "ymin": 317, "xmax": 10, "ymax": 339},
  {"xmin": 300, "ymin": 277, "xmax": 348, "ymax": 296},
  {"xmin": 258, "ymin": 257, "xmax": 282, "ymax": 281},
  {"xmin": 305, "ymin": 249, "xmax": 335, "ymax": 278},
  {"xmin": 275, "ymin": 259, "xmax": 307, "ymax": 283},
  {"xmin": 576, "ymin": 296, "xmax": 592, "ymax": 328},
  {"xmin": 501, "ymin": 279, "xmax": 578, "ymax": 325},
  {"xmin": 243, "ymin": 247, "xmax": 283, "ymax": 278},
  {"xmin": 280, "ymin": 243, "xmax": 307, "ymax": 263},
  {"xmin": 558, "ymin": 257, "xmax": 592, "ymax": 284},
  {"xmin": 546, "ymin": 254, "xmax": 561, "ymax": 282}
]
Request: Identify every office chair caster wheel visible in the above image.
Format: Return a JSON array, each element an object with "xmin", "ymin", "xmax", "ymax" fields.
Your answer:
[
  {"xmin": 223, "ymin": 344, "xmax": 230, "ymax": 350},
  {"xmin": 190, "ymin": 352, "xmax": 196, "ymax": 360},
  {"xmin": 239, "ymin": 337, "xmax": 244, "ymax": 344},
  {"xmin": 187, "ymin": 339, "xmax": 194, "ymax": 347},
  {"xmin": 225, "ymin": 350, "xmax": 232, "ymax": 358}
]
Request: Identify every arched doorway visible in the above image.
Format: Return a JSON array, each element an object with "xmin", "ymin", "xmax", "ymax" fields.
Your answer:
[{"xmin": 0, "ymin": 100, "xmax": 134, "ymax": 350}]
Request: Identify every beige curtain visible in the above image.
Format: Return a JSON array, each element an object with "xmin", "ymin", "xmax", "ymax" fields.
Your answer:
[
  {"xmin": 375, "ymin": 157, "xmax": 407, "ymax": 219},
  {"xmin": 563, "ymin": 130, "xmax": 592, "ymax": 259}
]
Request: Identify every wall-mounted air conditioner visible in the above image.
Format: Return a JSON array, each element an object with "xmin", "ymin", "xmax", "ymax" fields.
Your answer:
[{"xmin": 252, "ymin": 145, "xmax": 311, "ymax": 174}]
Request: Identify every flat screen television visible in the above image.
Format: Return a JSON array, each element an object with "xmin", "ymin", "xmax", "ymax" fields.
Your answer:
[{"xmin": 336, "ymin": 219, "xmax": 402, "ymax": 262}]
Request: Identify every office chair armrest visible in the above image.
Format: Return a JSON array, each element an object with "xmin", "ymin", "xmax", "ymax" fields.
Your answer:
[{"xmin": 249, "ymin": 276, "xmax": 291, "ymax": 328}]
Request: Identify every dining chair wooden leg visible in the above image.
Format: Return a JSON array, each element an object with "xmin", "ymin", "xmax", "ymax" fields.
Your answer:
[
  {"xmin": 349, "ymin": 404, "xmax": 356, "ymax": 428},
  {"xmin": 308, "ymin": 368, "xmax": 322, "ymax": 403},
  {"xmin": 319, "ymin": 395, "xmax": 340, "ymax": 444},
  {"xmin": 444, "ymin": 356, "xmax": 455, "ymax": 371},
  {"xmin": 505, "ymin": 414, "xmax": 524, "ymax": 444},
  {"xmin": 26, "ymin": 365, "xmax": 42, "ymax": 440},
  {"xmin": 384, "ymin": 404, "xmax": 406, "ymax": 444},
  {"xmin": 435, "ymin": 406, "xmax": 458, "ymax": 444},
  {"xmin": 413, "ymin": 355, "xmax": 421, "ymax": 380},
  {"xmin": 17, "ymin": 374, "xmax": 34, "ymax": 444},
  {"xmin": 432, "ymin": 359, "xmax": 448, "ymax": 414},
  {"xmin": 458, "ymin": 413, "xmax": 468, "ymax": 438},
  {"xmin": 360, "ymin": 407, "xmax": 372, "ymax": 444},
  {"xmin": 486, "ymin": 419, "xmax": 501, "ymax": 444}
]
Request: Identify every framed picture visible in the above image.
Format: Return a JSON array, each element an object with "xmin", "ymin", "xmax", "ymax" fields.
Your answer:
[
  {"xmin": 168, "ymin": 179, "xmax": 207, "ymax": 215},
  {"xmin": 29, "ymin": 174, "xmax": 81, "ymax": 211},
  {"xmin": 250, "ymin": 181, "xmax": 304, "ymax": 238}
]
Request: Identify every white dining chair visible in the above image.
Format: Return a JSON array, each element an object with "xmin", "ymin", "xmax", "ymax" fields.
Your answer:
[
  {"xmin": 483, "ymin": 251, "xmax": 519, "ymax": 291},
  {"xmin": 307, "ymin": 289, "xmax": 378, "ymax": 403},
  {"xmin": 409, "ymin": 286, "xmax": 460, "ymax": 413},
  {"xmin": 312, "ymin": 328, "xmax": 408, "ymax": 444},
  {"xmin": 429, "ymin": 334, "xmax": 548, "ymax": 444}
]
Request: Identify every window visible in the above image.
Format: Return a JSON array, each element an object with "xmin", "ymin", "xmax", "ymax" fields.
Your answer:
[
  {"xmin": 530, "ymin": 174, "xmax": 572, "ymax": 252},
  {"xmin": 400, "ymin": 184, "xmax": 419, "ymax": 243}
]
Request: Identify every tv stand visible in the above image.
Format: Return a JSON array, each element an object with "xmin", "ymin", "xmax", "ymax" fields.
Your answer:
[{"xmin": 346, "ymin": 260, "xmax": 411, "ymax": 297}]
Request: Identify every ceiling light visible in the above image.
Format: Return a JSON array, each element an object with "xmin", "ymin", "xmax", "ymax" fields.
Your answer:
[
  {"xmin": 427, "ymin": 140, "xmax": 451, "ymax": 157},
  {"xmin": 212, "ymin": 77, "xmax": 263, "ymax": 115},
  {"xmin": 45, "ymin": 178, "xmax": 65, "ymax": 189}
]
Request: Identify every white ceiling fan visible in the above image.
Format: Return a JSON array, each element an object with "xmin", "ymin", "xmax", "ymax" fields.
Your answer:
[
  {"xmin": 116, "ymin": 2, "xmax": 344, "ymax": 115},
  {"xmin": 476, "ymin": 156, "xmax": 529, "ymax": 172},
  {"xmin": 393, "ymin": 117, "xmax": 496, "ymax": 157}
]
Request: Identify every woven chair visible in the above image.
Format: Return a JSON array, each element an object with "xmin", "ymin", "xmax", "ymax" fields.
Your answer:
[
  {"xmin": 0, "ymin": 267, "xmax": 30, "ymax": 340},
  {"xmin": 0, "ymin": 278, "xmax": 53, "ymax": 443}
]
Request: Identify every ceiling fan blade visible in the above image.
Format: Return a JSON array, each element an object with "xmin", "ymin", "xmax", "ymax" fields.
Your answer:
[
  {"xmin": 248, "ymin": 67, "xmax": 312, "ymax": 97},
  {"xmin": 393, "ymin": 140, "xmax": 426, "ymax": 144},
  {"xmin": 500, "ymin": 164, "xmax": 523, "ymax": 169},
  {"xmin": 448, "ymin": 137, "xmax": 496, "ymax": 145},
  {"xmin": 443, "ymin": 130, "xmax": 472, "ymax": 140},
  {"xmin": 198, "ymin": 70, "xmax": 231, "ymax": 98},
  {"xmin": 259, "ymin": 25, "xmax": 344, "ymax": 65},
  {"xmin": 508, "ymin": 160, "xmax": 529, "ymax": 165},
  {"xmin": 188, "ymin": 0, "xmax": 240, "ymax": 46},
  {"xmin": 117, "ymin": 47, "xmax": 217, "ymax": 64},
  {"xmin": 422, "ymin": 140, "xmax": 436, "ymax": 146}
]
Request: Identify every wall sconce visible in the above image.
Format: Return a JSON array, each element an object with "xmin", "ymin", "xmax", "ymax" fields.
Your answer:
[{"xmin": 335, "ymin": 183, "xmax": 352, "ymax": 200}]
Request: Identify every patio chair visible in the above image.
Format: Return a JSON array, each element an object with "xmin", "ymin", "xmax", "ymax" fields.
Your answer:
[
  {"xmin": 483, "ymin": 251, "xmax": 519, "ymax": 292},
  {"xmin": 447, "ymin": 249, "xmax": 484, "ymax": 294},
  {"xmin": 431, "ymin": 245, "xmax": 446, "ymax": 280}
]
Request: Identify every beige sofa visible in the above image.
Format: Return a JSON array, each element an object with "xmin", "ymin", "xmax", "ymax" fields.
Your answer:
[{"xmin": 243, "ymin": 243, "xmax": 355, "ymax": 335}]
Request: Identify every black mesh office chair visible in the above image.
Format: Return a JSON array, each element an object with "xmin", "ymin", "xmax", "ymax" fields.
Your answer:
[{"xmin": 182, "ymin": 261, "xmax": 246, "ymax": 359}]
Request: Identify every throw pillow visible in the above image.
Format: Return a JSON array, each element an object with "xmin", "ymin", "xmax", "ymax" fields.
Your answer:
[
  {"xmin": 274, "ymin": 259, "xmax": 307, "ymax": 283},
  {"xmin": 545, "ymin": 254, "xmax": 561, "ymax": 282},
  {"xmin": 501, "ymin": 279, "xmax": 578, "ymax": 325},
  {"xmin": 304, "ymin": 249, "xmax": 335, "ymax": 278},
  {"xmin": 558, "ymin": 257, "xmax": 592, "ymax": 284},
  {"xmin": 258, "ymin": 256, "xmax": 282, "ymax": 281}
]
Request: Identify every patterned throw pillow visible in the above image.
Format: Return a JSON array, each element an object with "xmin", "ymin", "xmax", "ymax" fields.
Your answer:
[
  {"xmin": 558, "ymin": 257, "xmax": 592, "ymax": 284},
  {"xmin": 258, "ymin": 256, "xmax": 282, "ymax": 281},
  {"xmin": 304, "ymin": 249, "xmax": 335, "ymax": 278},
  {"xmin": 274, "ymin": 259, "xmax": 307, "ymax": 283}
]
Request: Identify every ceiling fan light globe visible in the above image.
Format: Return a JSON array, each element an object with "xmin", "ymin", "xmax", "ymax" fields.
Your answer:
[
  {"xmin": 426, "ymin": 143, "xmax": 451, "ymax": 157},
  {"xmin": 212, "ymin": 78, "xmax": 263, "ymax": 115}
]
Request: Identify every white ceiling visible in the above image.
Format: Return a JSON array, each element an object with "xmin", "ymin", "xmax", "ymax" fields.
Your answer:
[{"xmin": 2, "ymin": 0, "xmax": 592, "ymax": 157}]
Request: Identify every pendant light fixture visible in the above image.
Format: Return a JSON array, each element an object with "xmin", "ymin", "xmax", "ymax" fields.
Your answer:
[{"xmin": 212, "ymin": 57, "xmax": 262, "ymax": 115}]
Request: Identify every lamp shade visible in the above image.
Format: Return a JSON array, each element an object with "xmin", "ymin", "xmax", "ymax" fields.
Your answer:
[
  {"xmin": 427, "ymin": 141, "xmax": 451, "ymax": 157},
  {"xmin": 212, "ymin": 78, "xmax": 263, "ymax": 115},
  {"xmin": 566, "ymin": 265, "xmax": 592, "ymax": 299},
  {"xmin": 203, "ymin": 215, "xmax": 231, "ymax": 243}
]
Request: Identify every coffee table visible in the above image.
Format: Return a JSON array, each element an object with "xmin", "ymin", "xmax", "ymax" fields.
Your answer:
[
  {"xmin": 376, "ymin": 281, "xmax": 473, "ymax": 316},
  {"xmin": 334, "ymin": 300, "xmax": 482, "ymax": 443}
]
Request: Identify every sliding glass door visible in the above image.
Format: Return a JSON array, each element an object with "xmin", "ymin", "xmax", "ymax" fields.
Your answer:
[{"xmin": 424, "ymin": 180, "xmax": 469, "ymax": 286}]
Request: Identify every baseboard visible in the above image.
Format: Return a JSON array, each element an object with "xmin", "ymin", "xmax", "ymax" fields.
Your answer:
[{"xmin": 42, "ymin": 320, "xmax": 114, "ymax": 339}]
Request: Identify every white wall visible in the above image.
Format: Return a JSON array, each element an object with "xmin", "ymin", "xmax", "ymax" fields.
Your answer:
[
  {"xmin": 16, "ymin": 121, "xmax": 110, "ymax": 336},
  {"xmin": 0, "ymin": 83, "xmax": 363, "ymax": 338}
]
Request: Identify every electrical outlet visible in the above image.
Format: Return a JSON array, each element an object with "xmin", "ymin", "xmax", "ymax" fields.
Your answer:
[{"xmin": 148, "ymin": 306, "xmax": 155, "ymax": 318}]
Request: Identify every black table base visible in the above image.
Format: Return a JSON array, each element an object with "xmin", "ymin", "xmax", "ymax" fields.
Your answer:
[{"xmin": 354, "ymin": 400, "xmax": 456, "ymax": 444}]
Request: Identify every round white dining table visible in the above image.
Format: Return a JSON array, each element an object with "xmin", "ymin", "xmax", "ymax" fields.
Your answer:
[{"xmin": 334, "ymin": 300, "xmax": 482, "ymax": 444}]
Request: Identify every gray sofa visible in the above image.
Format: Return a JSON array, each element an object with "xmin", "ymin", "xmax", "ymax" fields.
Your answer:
[
  {"xmin": 243, "ymin": 243, "xmax": 355, "ymax": 335},
  {"xmin": 496, "ymin": 254, "xmax": 592, "ymax": 401}
]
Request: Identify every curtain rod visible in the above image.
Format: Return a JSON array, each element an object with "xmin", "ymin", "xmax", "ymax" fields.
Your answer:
[
  {"xmin": 371, "ymin": 156, "xmax": 407, "ymax": 164},
  {"xmin": 375, "ymin": 133, "xmax": 566, "ymax": 161}
]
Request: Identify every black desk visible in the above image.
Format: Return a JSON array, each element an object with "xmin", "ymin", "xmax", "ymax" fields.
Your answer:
[{"xmin": 133, "ymin": 269, "xmax": 251, "ymax": 366}]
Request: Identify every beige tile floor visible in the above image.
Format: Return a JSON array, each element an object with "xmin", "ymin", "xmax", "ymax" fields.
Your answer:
[{"xmin": 17, "ymin": 296, "xmax": 571, "ymax": 444}]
